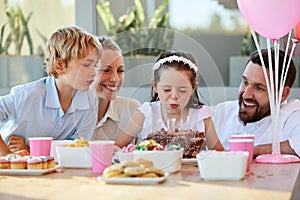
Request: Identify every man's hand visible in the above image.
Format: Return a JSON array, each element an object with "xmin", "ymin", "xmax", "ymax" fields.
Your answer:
[
  {"xmin": 7, "ymin": 135, "xmax": 30, "ymax": 153},
  {"xmin": 253, "ymin": 140, "xmax": 298, "ymax": 157}
]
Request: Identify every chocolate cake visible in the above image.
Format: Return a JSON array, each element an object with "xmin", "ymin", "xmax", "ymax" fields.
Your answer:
[{"xmin": 146, "ymin": 129, "xmax": 206, "ymax": 158}]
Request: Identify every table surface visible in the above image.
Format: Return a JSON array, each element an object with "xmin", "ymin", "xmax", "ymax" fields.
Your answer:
[{"xmin": 0, "ymin": 161, "xmax": 299, "ymax": 200}]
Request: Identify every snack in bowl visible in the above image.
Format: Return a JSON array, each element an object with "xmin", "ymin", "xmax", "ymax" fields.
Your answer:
[
  {"xmin": 115, "ymin": 140, "xmax": 183, "ymax": 173},
  {"xmin": 56, "ymin": 138, "xmax": 91, "ymax": 168},
  {"xmin": 64, "ymin": 137, "xmax": 89, "ymax": 147},
  {"xmin": 103, "ymin": 157, "xmax": 165, "ymax": 178}
]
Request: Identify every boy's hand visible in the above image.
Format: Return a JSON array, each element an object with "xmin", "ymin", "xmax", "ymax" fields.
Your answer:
[{"xmin": 7, "ymin": 134, "xmax": 30, "ymax": 153}]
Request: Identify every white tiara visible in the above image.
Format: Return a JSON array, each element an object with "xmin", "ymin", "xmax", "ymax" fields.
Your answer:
[{"xmin": 153, "ymin": 55, "xmax": 198, "ymax": 73}]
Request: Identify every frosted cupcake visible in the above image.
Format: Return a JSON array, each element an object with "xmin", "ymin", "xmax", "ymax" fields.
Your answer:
[
  {"xmin": 27, "ymin": 157, "xmax": 43, "ymax": 170},
  {"xmin": 39, "ymin": 156, "xmax": 48, "ymax": 169},
  {"xmin": 0, "ymin": 156, "xmax": 10, "ymax": 169},
  {"xmin": 46, "ymin": 156, "xmax": 55, "ymax": 168},
  {"xmin": 10, "ymin": 157, "xmax": 27, "ymax": 169}
]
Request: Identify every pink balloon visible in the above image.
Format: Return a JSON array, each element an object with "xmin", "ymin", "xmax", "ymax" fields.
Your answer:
[
  {"xmin": 295, "ymin": 21, "xmax": 300, "ymax": 41},
  {"xmin": 237, "ymin": 0, "xmax": 300, "ymax": 40}
]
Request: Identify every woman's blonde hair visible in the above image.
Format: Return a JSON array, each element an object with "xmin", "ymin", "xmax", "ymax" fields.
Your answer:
[
  {"xmin": 99, "ymin": 35, "xmax": 121, "ymax": 52},
  {"xmin": 44, "ymin": 26, "xmax": 102, "ymax": 78}
]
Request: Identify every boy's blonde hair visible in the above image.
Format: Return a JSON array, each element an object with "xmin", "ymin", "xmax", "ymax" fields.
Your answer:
[{"xmin": 44, "ymin": 26, "xmax": 102, "ymax": 78}]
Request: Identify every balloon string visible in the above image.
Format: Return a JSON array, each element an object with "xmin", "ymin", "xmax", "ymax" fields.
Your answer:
[
  {"xmin": 267, "ymin": 39, "xmax": 275, "ymax": 112},
  {"xmin": 280, "ymin": 31, "xmax": 292, "ymax": 90},
  {"xmin": 280, "ymin": 42, "xmax": 296, "ymax": 99},
  {"xmin": 250, "ymin": 27, "xmax": 272, "ymax": 100}
]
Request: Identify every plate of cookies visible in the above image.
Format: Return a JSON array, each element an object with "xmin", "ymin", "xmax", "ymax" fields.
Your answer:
[{"xmin": 98, "ymin": 157, "xmax": 169, "ymax": 185}]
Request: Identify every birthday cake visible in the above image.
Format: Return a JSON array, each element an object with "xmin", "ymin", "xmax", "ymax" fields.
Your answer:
[{"xmin": 146, "ymin": 128, "xmax": 206, "ymax": 158}]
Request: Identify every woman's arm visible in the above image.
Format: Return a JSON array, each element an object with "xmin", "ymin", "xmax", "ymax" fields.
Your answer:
[
  {"xmin": 204, "ymin": 117, "xmax": 224, "ymax": 151},
  {"xmin": 115, "ymin": 110, "xmax": 145, "ymax": 148}
]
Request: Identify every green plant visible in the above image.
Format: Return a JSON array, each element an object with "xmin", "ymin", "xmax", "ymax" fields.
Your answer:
[
  {"xmin": 240, "ymin": 29, "xmax": 258, "ymax": 56},
  {"xmin": 96, "ymin": 0, "xmax": 174, "ymax": 56},
  {"xmin": 0, "ymin": 0, "xmax": 34, "ymax": 55}
]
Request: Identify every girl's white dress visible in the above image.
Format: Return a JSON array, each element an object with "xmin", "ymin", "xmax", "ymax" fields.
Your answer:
[{"xmin": 137, "ymin": 101, "xmax": 213, "ymax": 142}]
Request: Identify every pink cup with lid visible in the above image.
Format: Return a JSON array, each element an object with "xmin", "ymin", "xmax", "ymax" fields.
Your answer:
[
  {"xmin": 29, "ymin": 137, "xmax": 53, "ymax": 156},
  {"xmin": 228, "ymin": 139, "xmax": 254, "ymax": 172},
  {"xmin": 232, "ymin": 134, "xmax": 255, "ymax": 140},
  {"xmin": 89, "ymin": 141, "xmax": 115, "ymax": 174}
]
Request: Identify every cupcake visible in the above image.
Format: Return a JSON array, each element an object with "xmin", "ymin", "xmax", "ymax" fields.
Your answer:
[
  {"xmin": 10, "ymin": 157, "xmax": 27, "ymax": 169},
  {"xmin": 0, "ymin": 156, "xmax": 10, "ymax": 169},
  {"xmin": 46, "ymin": 156, "xmax": 55, "ymax": 168},
  {"xmin": 39, "ymin": 156, "xmax": 48, "ymax": 169},
  {"xmin": 27, "ymin": 157, "xmax": 43, "ymax": 170}
]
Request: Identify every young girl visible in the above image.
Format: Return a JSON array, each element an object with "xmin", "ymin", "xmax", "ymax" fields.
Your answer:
[
  {"xmin": 115, "ymin": 49, "xmax": 224, "ymax": 151},
  {"xmin": 0, "ymin": 26, "xmax": 102, "ymax": 154},
  {"xmin": 92, "ymin": 36, "xmax": 140, "ymax": 140}
]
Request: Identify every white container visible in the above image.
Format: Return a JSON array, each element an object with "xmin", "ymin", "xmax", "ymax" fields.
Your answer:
[
  {"xmin": 133, "ymin": 149, "xmax": 183, "ymax": 173},
  {"xmin": 50, "ymin": 140, "xmax": 69, "ymax": 163},
  {"xmin": 196, "ymin": 150, "xmax": 248, "ymax": 180},
  {"xmin": 56, "ymin": 147, "xmax": 92, "ymax": 168},
  {"xmin": 114, "ymin": 151, "xmax": 134, "ymax": 163}
]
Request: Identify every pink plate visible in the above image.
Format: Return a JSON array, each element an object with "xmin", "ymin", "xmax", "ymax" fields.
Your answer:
[{"xmin": 255, "ymin": 154, "xmax": 300, "ymax": 164}]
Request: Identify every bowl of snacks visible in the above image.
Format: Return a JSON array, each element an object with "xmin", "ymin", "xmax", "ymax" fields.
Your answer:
[
  {"xmin": 56, "ymin": 137, "xmax": 92, "ymax": 168},
  {"xmin": 196, "ymin": 150, "xmax": 248, "ymax": 180},
  {"xmin": 114, "ymin": 144, "xmax": 135, "ymax": 163},
  {"xmin": 115, "ymin": 140, "xmax": 183, "ymax": 173}
]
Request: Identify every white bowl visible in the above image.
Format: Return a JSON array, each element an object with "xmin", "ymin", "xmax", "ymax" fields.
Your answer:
[
  {"xmin": 133, "ymin": 149, "xmax": 183, "ymax": 173},
  {"xmin": 113, "ymin": 151, "xmax": 134, "ymax": 163},
  {"xmin": 50, "ymin": 140, "xmax": 69, "ymax": 163},
  {"xmin": 196, "ymin": 150, "xmax": 248, "ymax": 180},
  {"xmin": 56, "ymin": 147, "xmax": 92, "ymax": 168}
]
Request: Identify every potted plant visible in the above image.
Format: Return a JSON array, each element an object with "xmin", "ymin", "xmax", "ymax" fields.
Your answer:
[
  {"xmin": 0, "ymin": 0, "xmax": 44, "ymax": 89},
  {"xmin": 96, "ymin": 0, "xmax": 174, "ymax": 87},
  {"xmin": 229, "ymin": 29, "xmax": 257, "ymax": 86},
  {"xmin": 97, "ymin": 0, "xmax": 173, "ymax": 56}
]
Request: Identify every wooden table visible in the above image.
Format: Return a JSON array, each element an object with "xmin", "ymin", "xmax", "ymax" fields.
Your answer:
[{"xmin": 0, "ymin": 161, "xmax": 299, "ymax": 200}]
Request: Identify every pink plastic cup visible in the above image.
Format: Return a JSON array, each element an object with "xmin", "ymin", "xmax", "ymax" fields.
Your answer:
[
  {"xmin": 29, "ymin": 137, "xmax": 53, "ymax": 156},
  {"xmin": 228, "ymin": 139, "xmax": 254, "ymax": 172},
  {"xmin": 89, "ymin": 141, "xmax": 115, "ymax": 174},
  {"xmin": 232, "ymin": 134, "xmax": 255, "ymax": 140}
]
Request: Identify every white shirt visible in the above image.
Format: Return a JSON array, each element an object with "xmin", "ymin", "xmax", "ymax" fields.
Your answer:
[
  {"xmin": 213, "ymin": 99, "xmax": 300, "ymax": 156},
  {"xmin": 0, "ymin": 76, "xmax": 97, "ymax": 145},
  {"xmin": 137, "ymin": 101, "xmax": 213, "ymax": 142},
  {"xmin": 93, "ymin": 97, "xmax": 140, "ymax": 140}
]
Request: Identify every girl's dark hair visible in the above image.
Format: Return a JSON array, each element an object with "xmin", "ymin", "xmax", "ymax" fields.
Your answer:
[
  {"xmin": 151, "ymin": 49, "xmax": 204, "ymax": 108},
  {"xmin": 248, "ymin": 49, "xmax": 296, "ymax": 88}
]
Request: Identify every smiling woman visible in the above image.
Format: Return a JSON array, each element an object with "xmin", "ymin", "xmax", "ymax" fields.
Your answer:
[{"xmin": 91, "ymin": 36, "xmax": 141, "ymax": 141}]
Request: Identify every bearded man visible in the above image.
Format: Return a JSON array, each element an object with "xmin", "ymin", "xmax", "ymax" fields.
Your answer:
[{"xmin": 213, "ymin": 49, "xmax": 300, "ymax": 157}]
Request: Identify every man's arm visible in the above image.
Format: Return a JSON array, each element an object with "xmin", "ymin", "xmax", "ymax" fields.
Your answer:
[{"xmin": 253, "ymin": 140, "xmax": 297, "ymax": 157}]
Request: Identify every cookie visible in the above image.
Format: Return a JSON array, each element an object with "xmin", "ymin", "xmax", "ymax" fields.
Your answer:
[
  {"xmin": 133, "ymin": 157, "xmax": 154, "ymax": 168},
  {"xmin": 139, "ymin": 172, "xmax": 159, "ymax": 178},
  {"xmin": 152, "ymin": 168, "xmax": 165, "ymax": 177},
  {"xmin": 120, "ymin": 160, "xmax": 139, "ymax": 168},
  {"xmin": 103, "ymin": 167, "xmax": 123, "ymax": 178},
  {"xmin": 124, "ymin": 165, "xmax": 146, "ymax": 176}
]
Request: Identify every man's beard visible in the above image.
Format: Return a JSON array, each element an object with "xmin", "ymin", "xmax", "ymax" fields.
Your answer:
[{"xmin": 238, "ymin": 95, "xmax": 271, "ymax": 123}]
